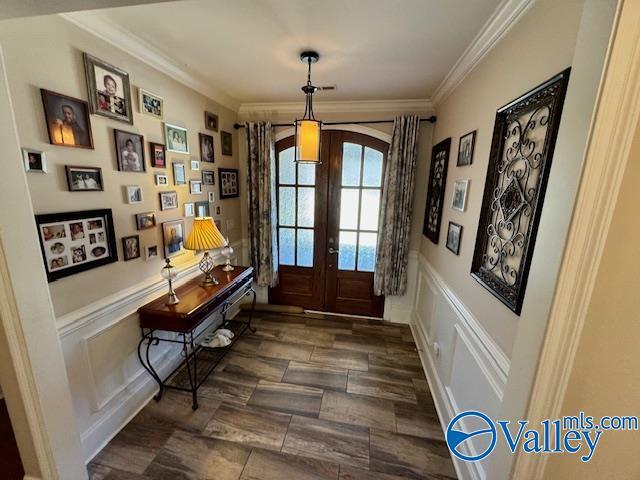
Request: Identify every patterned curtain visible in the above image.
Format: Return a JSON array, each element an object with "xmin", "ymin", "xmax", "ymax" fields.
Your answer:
[
  {"xmin": 374, "ymin": 115, "xmax": 421, "ymax": 296},
  {"xmin": 246, "ymin": 122, "xmax": 279, "ymax": 287}
]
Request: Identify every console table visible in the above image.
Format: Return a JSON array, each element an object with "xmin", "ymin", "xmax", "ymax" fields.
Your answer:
[{"xmin": 137, "ymin": 265, "xmax": 255, "ymax": 410}]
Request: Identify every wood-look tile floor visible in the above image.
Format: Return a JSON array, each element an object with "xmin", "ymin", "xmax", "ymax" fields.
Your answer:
[{"xmin": 89, "ymin": 312, "xmax": 457, "ymax": 480}]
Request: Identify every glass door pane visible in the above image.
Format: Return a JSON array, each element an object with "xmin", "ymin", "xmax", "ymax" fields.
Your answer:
[
  {"xmin": 276, "ymin": 147, "xmax": 316, "ymax": 268},
  {"xmin": 337, "ymin": 143, "xmax": 384, "ymax": 272}
]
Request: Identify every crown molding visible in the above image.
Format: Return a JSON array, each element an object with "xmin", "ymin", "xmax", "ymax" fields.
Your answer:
[
  {"xmin": 59, "ymin": 12, "xmax": 241, "ymax": 112},
  {"xmin": 431, "ymin": 0, "xmax": 535, "ymax": 106},
  {"xmin": 238, "ymin": 98, "xmax": 434, "ymax": 117}
]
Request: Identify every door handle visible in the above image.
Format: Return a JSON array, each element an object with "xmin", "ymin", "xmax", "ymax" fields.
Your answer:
[{"xmin": 328, "ymin": 247, "xmax": 339, "ymax": 254}]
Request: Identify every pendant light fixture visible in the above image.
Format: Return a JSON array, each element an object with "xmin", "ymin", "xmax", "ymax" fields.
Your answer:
[{"xmin": 294, "ymin": 51, "xmax": 322, "ymax": 164}]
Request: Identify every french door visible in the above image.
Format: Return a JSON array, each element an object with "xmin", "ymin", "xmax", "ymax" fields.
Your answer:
[{"xmin": 269, "ymin": 131, "xmax": 387, "ymax": 317}]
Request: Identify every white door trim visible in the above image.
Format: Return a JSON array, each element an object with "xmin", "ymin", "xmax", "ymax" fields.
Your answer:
[{"xmin": 512, "ymin": 0, "xmax": 640, "ymax": 477}]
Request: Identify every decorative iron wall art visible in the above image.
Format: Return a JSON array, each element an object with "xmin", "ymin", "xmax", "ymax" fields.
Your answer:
[
  {"xmin": 471, "ymin": 68, "xmax": 571, "ymax": 314},
  {"xmin": 423, "ymin": 138, "xmax": 451, "ymax": 243}
]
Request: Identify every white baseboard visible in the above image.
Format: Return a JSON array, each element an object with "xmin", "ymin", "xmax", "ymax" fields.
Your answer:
[
  {"xmin": 412, "ymin": 319, "xmax": 481, "ymax": 480},
  {"xmin": 410, "ymin": 254, "xmax": 510, "ymax": 480}
]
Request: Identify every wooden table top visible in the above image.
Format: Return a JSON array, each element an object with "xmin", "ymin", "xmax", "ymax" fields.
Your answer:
[{"xmin": 138, "ymin": 265, "xmax": 253, "ymax": 328}]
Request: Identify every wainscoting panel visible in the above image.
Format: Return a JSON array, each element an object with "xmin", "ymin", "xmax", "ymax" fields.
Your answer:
[
  {"xmin": 57, "ymin": 242, "xmax": 246, "ymax": 462},
  {"xmin": 411, "ymin": 254, "xmax": 510, "ymax": 480}
]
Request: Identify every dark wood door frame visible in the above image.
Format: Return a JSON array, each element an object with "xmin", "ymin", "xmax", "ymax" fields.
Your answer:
[{"xmin": 269, "ymin": 131, "xmax": 387, "ymax": 317}]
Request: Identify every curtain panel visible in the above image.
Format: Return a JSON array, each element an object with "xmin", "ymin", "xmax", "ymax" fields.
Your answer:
[
  {"xmin": 245, "ymin": 122, "xmax": 279, "ymax": 287},
  {"xmin": 374, "ymin": 115, "xmax": 421, "ymax": 296}
]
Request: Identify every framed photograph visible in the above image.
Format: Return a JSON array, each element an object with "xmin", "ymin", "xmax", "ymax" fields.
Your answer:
[
  {"xmin": 451, "ymin": 180, "xmax": 469, "ymax": 212},
  {"xmin": 162, "ymin": 220, "xmax": 185, "ymax": 258},
  {"xmin": 172, "ymin": 162, "xmax": 186, "ymax": 185},
  {"xmin": 221, "ymin": 130, "xmax": 232, "ymax": 156},
  {"xmin": 159, "ymin": 191, "xmax": 178, "ymax": 211},
  {"xmin": 471, "ymin": 69, "xmax": 570, "ymax": 315},
  {"xmin": 125, "ymin": 185, "xmax": 143, "ymax": 204},
  {"xmin": 422, "ymin": 138, "xmax": 451, "ymax": 243},
  {"xmin": 165, "ymin": 123, "xmax": 189, "ymax": 153},
  {"xmin": 202, "ymin": 170, "xmax": 215, "ymax": 185},
  {"xmin": 218, "ymin": 168, "xmax": 239, "ymax": 199},
  {"xmin": 35, "ymin": 209, "xmax": 117, "ymax": 282},
  {"xmin": 150, "ymin": 142, "xmax": 166, "ymax": 168},
  {"xmin": 214, "ymin": 205, "xmax": 222, "ymax": 216},
  {"xmin": 190, "ymin": 159, "xmax": 200, "ymax": 171},
  {"xmin": 155, "ymin": 174, "xmax": 168, "ymax": 186},
  {"xmin": 199, "ymin": 133, "xmax": 214, "ymax": 163},
  {"xmin": 145, "ymin": 245, "xmax": 159, "ymax": 260},
  {"xmin": 122, "ymin": 235, "xmax": 141, "ymax": 261},
  {"xmin": 65, "ymin": 166, "xmax": 103, "ymax": 192},
  {"xmin": 208, "ymin": 191, "xmax": 215, "ymax": 202},
  {"xmin": 139, "ymin": 88, "xmax": 163, "ymax": 119},
  {"xmin": 83, "ymin": 53, "xmax": 133, "ymax": 124},
  {"xmin": 190, "ymin": 180, "xmax": 203, "ymax": 194},
  {"xmin": 135, "ymin": 212, "xmax": 156, "ymax": 230},
  {"xmin": 457, "ymin": 130, "xmax": 476, "ymax": 166},
  {"xmin": 22, "ymin": 149, "xmax": 47, "ymax": 173},
  {"xmin": 446, "ymin": 222, "xmax": 463, "ymax": 255},
  {"xmin": 184, "ymin": 202, "xmax": 195, "ymax": 217},
  {"xmin": 114, "ymin": 129, "xmax": 145, "ymax": 172},
  {"xmin": 40, "ymin": 89, "xmax": 93, "ymax": 149},
  {"xmin": 195, "ymin": 201, "xmax": 210, "ymax": 217},
  {"xmin": 204, "ymin": 111, "xmax": 218, "ymax": 132}
]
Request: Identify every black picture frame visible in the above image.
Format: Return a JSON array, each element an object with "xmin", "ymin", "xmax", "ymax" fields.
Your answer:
[
  {"xmin": 114, "ymin": 129, "xmax": 145, "ymax": 172},
  {"xmin": 35, "ymin": 209, "xmax": 118, "ymax": 282},
  {"xmin": 422, "ymin": 138, "xmax": 451, "ymax": 243},
  {"xmin": 159, "ymin": 191, "xmax": 178, "ymax": 211},
  {"xmin": 199, "ymin": 132, "xmax": 215, "ymax": 163},
  {"xmin": 218, "ymin": 168, "xmax": 239, "ymax": 199},
  {"xmin": 40, "ymin": 89, "xmax": 94, "ymax": 149},
  {"xmin": 221, "ymin": 130, "xmax": 233, "ymax": 156},
  {"xmin": 122, "ymin": 235, "xmax": 141, "ymax": 261},
  {"xmin": 149, "ymin": 142, "xmax": 166, "ymax": 168},
  {"xmin": 470, "ymin": 68, "xmax": 571, "ymax": 315},
  {"xmin": 457, "ymin": 130, "xmax": 476, "ymax": 166},
  {"xmin": 446, "ymin": 222, "xmax": 463, "ymax": 255},
  {"xmin": 83, "ymin": 52, "xmax": 133, "ymax": 124},
  {"xmin": 204, "ymin": 111, "xmax": 219, "ymax": 132},
  {"xmin": 65, "ymin": 166, "xmax": 103, "ymax": 192}
]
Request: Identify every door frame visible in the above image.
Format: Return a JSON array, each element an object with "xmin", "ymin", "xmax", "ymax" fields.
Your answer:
[{"xmin": 272, "ymin": 125, "xmax": 391, "ymax": 317}]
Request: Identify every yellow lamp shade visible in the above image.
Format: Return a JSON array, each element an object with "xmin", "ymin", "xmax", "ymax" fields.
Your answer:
[
  {"xmin": 295, "ymin": 119, "xmax": 321, "ymax": 163},
  {"xmin": 184, "ymin": 217, "xmax": 226, "ymax": 251}
]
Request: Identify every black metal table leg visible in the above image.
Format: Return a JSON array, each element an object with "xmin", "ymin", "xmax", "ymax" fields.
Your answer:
[
  {"xmin": 137, "ymin": 329, "xmax": 164, "ymax": 401},
  {"xmin": 247, "ymin": 288, "xmax": 257, "ymax": 333}
]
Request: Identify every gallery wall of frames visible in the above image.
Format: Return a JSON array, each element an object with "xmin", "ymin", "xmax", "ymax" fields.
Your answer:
[{"xmin": 1, "ymin": 16, "xmax": 242, "ymax": 316}]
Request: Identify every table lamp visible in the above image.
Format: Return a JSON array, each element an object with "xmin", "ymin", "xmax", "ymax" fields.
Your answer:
[{"xmin": 184, "ymin": 217, "xmax": 226, "ymax": 286}]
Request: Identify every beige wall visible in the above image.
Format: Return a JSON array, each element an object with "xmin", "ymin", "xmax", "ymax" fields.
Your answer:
[
  {"xmin": 0, "ymin": 15, "xmax": 241, "ymax": 317},
  {"xmin": 545, "ymin": 120, "xmax": 640, "ymax": 479},
  {"xmin": 421, "ymin": 0, "xmax": 586, "ymax": 357}
]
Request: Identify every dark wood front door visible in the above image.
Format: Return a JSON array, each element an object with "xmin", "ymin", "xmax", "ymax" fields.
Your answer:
[{"xmin": 269, "ymin": 131, "xmax": 387, "ymax": 317}]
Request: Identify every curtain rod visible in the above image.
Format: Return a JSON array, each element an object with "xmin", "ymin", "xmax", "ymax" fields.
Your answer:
[{"xmin": 233, "ymin": 115, "xmax": 436, "ymax": 130}]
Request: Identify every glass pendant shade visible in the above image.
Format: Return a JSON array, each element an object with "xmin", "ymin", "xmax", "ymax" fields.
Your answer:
[{"xmin": 295, "ymin": 119, "xmax": 322, "ymax": 164}]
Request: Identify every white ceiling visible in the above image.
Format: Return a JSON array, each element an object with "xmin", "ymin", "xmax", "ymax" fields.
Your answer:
[{"xmin": 73, "ymin": 0, "xmax": 503, "ymax": 104}]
